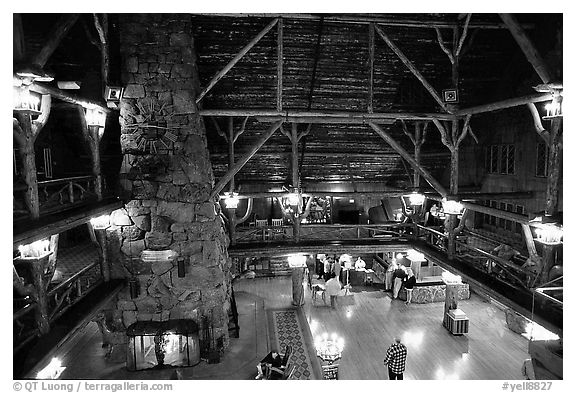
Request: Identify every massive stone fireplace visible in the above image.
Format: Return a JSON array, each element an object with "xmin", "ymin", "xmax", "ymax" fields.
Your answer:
[{"xmin": 102, "ymin": 14, "xmax": 232, "ymax": 356}]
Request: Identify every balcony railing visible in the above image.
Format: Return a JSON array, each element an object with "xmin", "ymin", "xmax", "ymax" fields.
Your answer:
[
  {"xmin": 14, "ymin": 175, "xmax": 99, "ymax": 220},
  {"xmin": 235, "ymin": 223, "xmax": 408, "ymax": 242}
]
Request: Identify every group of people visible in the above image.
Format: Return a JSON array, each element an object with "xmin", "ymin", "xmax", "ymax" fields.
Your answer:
[{"xmin": 384, "ymin": 254, "xmax": 416, "ymax": 305}]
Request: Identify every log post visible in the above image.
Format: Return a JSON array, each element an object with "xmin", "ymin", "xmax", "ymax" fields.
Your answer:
[
  {"xmin": 94, "ymin": 228, "xmax": 111, "ymax": 281},
  {"xmin": 28, "ymin": 253, "xmax": 52, "ymax": 335},
  {"xmin": 227, "ymin": 208, "xmax": 237, "ymax": 245},
  {"xmin": 78, "ymin": 107, "xmax": 104, "ymax": 201},
  {"xmin": 538, "ymin": 117, "xmax": 563, "ymax": 285},
  {"xmin": 16, "ymin": 121, "xmax": 41, "ymax": 219}
]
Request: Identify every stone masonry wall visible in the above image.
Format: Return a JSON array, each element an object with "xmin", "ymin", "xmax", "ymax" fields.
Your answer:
[{"xmin": 105, "ymin": 14, "xmax": 232, "ymax": 349}]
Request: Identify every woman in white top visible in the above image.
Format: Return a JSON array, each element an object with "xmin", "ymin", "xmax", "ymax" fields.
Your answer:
[{"xmin": 325, "ymin": 273, "xmax": 341, "ymax": 308}]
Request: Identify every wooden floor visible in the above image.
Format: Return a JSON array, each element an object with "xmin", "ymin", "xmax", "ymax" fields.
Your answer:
[
  {"xmin": 235, "ymin": 276, "xmax": 530, "ymax": 380},
  {"xmin": 36, "ymin": 275, "xmax": 529, "ymax": 380}
]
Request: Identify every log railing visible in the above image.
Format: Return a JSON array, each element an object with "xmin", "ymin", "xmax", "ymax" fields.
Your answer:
[
  {"xmin": 235, "ymin": 223, "xmax": 408, "ymax": 243},
  {"xmin": 14, "ymin": 175, "xmax": 99, "ymax": 220},
  {"xmin": 46, "ymin": 261, "xmax": 102, "ymax": 322},
  {"xmin": 13, "ymin": 261, "xmax": 102, "ymax": 352}
]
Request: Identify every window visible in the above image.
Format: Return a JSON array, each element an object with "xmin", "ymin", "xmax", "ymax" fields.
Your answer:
[
  {"xmin": 515, "ymin": 205, "xmax": 525, "ymax": 234},
  {"xmin": 536, "ymin": 142, "xmax": 548, "ymax": 177},
  {"xmin": 485, "ymin": 144, "xmax": 515, "ymax": 175}
]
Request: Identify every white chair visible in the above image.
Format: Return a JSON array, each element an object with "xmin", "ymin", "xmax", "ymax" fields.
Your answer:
[{"xmin": 256, "ymin": 219, "xmax": 268, "ymax": 227}]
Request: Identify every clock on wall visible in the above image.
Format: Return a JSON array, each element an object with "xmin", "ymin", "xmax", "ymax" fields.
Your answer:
[{"xmin": 124, "ymin": 98, "xmax": 179, "ymax": 154}]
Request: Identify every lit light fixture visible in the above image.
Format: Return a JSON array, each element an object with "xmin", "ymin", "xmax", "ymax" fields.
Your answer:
[
  {"xmin": 36, "ymin": 357, "xmax": 66, "ymax": 379},
  {"xmin": 530, "ymin": 216, "xmax": 563, "ymax": 245},
  {"xmin": 395, "ymin": 212, "xmax": 404, "ymax": 221},
  {"xmin": 286, "ymin": 191, "xmax": 301, "ymax": 206},
  {"xmin": 13, "ymin": 85, "xmax": 41, "ymax": 115},
  {"xmin": 406, "ymin": 249, "xmax": 425, "ymax": 261},
  {"xmin": 404, "ymin": 191, "xmax": 426, "ymax": 206},
  {"xmin": 441, "ymin": 271, "xmax": 462, "ymax": 284},
  {"xmin": 223, "ymin": 191, "xmax": 240, "ymax": 209},
  {"xmin": 18, "ymin": 239, "xmax": 50, "ymax": 258},
  {"xmin": 543, "ymin": 94, "xmax": 563, "ymax": 120},
  {"xmin": 85, "ymin": 107, "xmax": 107, "ymax": 137},
  {"xmin": 287, "ymin": 254, "xmax": 307, "ymax": 268},
  {"xmin": 90, "ymin": 214, "xmax": 111, "ymax": 230},
  {"xmin": 314, "ymin": 332, "xmax": 345, "ymax": 363},
  {"xmin": 442, "ymin": 197, "xmax": 463, "ymax": 215}
]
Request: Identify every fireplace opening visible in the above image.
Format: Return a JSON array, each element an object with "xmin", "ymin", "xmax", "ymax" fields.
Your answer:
[{"xmin": 126, "ymin": 319, "xmax": 200, "ymax": 371}]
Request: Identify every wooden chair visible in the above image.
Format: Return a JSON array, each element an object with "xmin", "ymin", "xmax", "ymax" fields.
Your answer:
[
  {"xmin": 322, "ymin": 364, "xmax": 339, "ymax": 379},
  {"xmin": 266, "ymin": 345, "xmax": 292, "ymax": 379},
  {"xmin": 271, "ymin": 218, "xmax": 283, "ymax": 226}
]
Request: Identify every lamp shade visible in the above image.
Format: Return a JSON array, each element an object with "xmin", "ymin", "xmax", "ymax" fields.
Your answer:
[
  {"xmin": 405, "ymin": 192, "xmax": 425, "ymax": 206},
  {"xmin": 90, "ymin": 214, "xmax": 111, "ymax": 230},
  {"xmin": 223, "ymin": 192, "xmax": 240, "ymax": 209},
  {"xmin": 533, "ymin": 223, "xmax": 563, "ymax": 245},
  {"xmin": 442, "ymin": 198, "xmax": 463, "ymax": 215},
  {"xmin": 85, "ymin": 107, "xmax": 107, "ymax": 128},
  {"xmin": 287, "ymin": 254, "xmax": 307, "ymax": 268}
]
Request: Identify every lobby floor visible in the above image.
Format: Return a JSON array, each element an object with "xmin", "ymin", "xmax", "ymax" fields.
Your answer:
[{"xmin": 38, "ymin": 275, "xmax": 529, "ymax": 380}]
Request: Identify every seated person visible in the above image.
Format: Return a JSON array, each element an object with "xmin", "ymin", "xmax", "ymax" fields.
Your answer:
[
  {"xmin": 354, "ymin": 257, "xmax": 366, "ymax": 270},
  {"xmin": 255, "ymin": 349, "xmax": 283, "ymax": 379}
]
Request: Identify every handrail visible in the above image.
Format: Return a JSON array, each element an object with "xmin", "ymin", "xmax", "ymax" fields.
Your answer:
[
  {"xmin": 416, "ymin": 224, "xmax": 447, "ymax": 238},
  {"xmin": 455, "ymin": 241, "xmax": 530, "ymax": 276},
  {"xmin": 37, "ymin": 175, "xmax": 94, "ymax": 187},
  {"xmin": 47, "ymin": 261, "xmax": 99, "ymax": 296}
]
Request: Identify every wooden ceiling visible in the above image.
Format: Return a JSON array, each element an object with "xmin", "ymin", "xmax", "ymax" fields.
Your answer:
[{"xmin": 17, "ymin": 13, "xmax": 562, "ymax": 192}]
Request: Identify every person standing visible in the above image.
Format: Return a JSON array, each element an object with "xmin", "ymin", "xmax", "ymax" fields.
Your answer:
[
  {"xmin": 521, "ymin": 358, "xmax": 536, "ymax": 380},
  {"xmin": 325, "ymin": 273, "xmax": 341, "ymax": 308},
  {"xmin": 393, "ymin": 265, "xmax": 407, "ymax": 299},
  {"xmin": 404, "ymin": 268, "xmax": 416, "ymax": 305},
  {"xmin": 323, "ymin": 257, "xmax": 332, "ymax": 282},
  {"xmin": 332, "ymin": 257, "xmax": 342, "ymax": 282},
  {"xmin": 383, "ymin": 337, "xmax": 408, "ymax": 380},
  {"xmin": 385, "ymin": 260, "xmax": 397, "ymax": 292}
]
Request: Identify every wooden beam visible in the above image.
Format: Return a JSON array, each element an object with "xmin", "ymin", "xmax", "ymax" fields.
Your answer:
[
  {"xmin": 195, "ymin": 18, "xmax": 279, "ymax": 104},
  {"xmin": 13, "ymin": 199, "xmax": 123, "ymax": 249},
  {"xmin": 256, "ymin": 117, "xmax": 397, "ymax": 124},
  {"xmin": 368, "ymin": 23, "xmax": 375, "ymax": 113},
  {"xmin": 545, "ymin": 118, "xmax": 562, "ymax": 215},
  {"xmin": 277, "ymin": 18, "xmax": 283, "ymax": 111},
  {"xmin": 200, "ymin": 109, "xmax": 456, "ymax": 121},
  {"xmin": 30, "ymin": 83, "xmax": 110, "ymax": 113},
  {"xmin": 454, "ymin": 93, "xmax": 553, "ymax": 116},
  {"xmin": 209, "ymin": 121, "xmax": 283, "ymax": 199},
  {"xmin": 78, "ymin": 107, "xmax": 103, "ymax": 200},
  {"xmin": 499, "ymin": 13, "xmax": 553, "ymax": 84},
  {"xmin": 368, "ymin": 122, "xmax": 448, "ymax": 197},
  {"xmin": 374, "ymin": 25, "xmax": 450, "ymax": 113},
  {"xmin": 196, "ymin": 14, "xmax": 531, "ymax": 29},
  {"xmin": 33, "ymin": 14, "xmax": 80, "ymax": 67}
]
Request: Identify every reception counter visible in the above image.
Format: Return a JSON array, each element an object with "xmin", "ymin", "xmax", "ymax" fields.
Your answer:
[{"xmin": 398, "ymin": 281, "xmax": 470, "ymax": 303}]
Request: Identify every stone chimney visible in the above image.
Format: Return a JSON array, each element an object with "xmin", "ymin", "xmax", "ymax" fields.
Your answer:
[{"xmin": 105, "ymin": 14, "xmax": 232, "ymax": 350}]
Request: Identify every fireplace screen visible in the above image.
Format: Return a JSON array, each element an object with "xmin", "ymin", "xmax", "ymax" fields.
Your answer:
[{"xmin": 126, "ymin": 319, "xmax": 200, "ymax": 371}]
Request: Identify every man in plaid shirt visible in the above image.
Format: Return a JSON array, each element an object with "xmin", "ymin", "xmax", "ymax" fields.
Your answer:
[{"xmin": 383, "ymin": 337, "xmax": 407, "ymax": 380}]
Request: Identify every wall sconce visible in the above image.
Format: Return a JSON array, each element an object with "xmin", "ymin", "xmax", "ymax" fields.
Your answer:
[
  {"xmin": 543, "ymin": 94, "xmax": 563, "ymax": 120},
  {"xmin": 223, "ymin": 191, "xmax": 240, "ymax": 209},
  {"xmin": 287, "ymin": 254, "xmax": 307, "ymax": 268},
  {"xmin": 177, "ymin": 257, "xmax": 186, "ymax": 278},
  {"xmin": 129, "ymin": 278, "xmax": 139, "ymax": 299},
  {"xmin": 442, "ymin": 197, "xmax": 463, "ymax": 215},
  {"xmin": 404, "ymin": 191, "xmax": 426, "ymax": 206},
  {"xmin": 13, "ymin": 85, "xmax": 41, "ymax": 115},
  {"xmin": 85, "ymin": 107, "xmax": 107, "ymax": 138},
  {"xmin": 36, "ymin": 357, "xmax": 66, "ymax": 379},
  {"xmin": 18, "ymin": 239, "xmax": 51, "ymax": 259},
  {"xmin": 90, "ymin": 214, "xmax": 111, "ymax": 230}
]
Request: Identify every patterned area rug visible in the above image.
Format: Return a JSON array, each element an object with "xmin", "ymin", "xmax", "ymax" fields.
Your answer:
[{"xmin": 267, "ymin": 308, "xmax": 321, "ymax": 380}]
